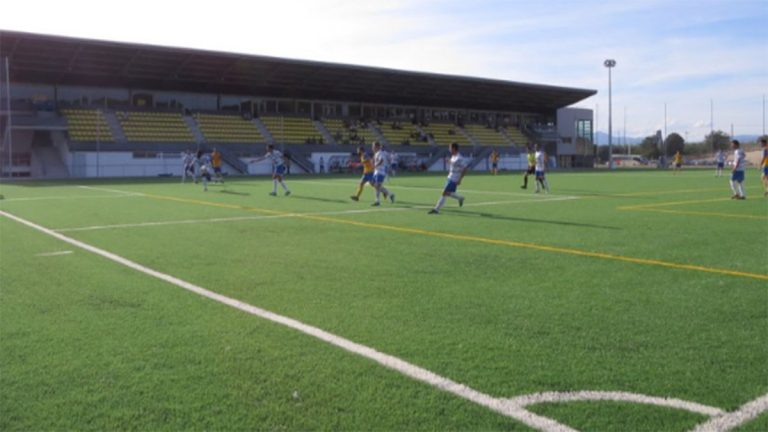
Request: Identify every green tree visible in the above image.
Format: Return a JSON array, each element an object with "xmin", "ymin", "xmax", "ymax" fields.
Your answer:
[
  {"xmin": 704, "ymin": 130, "xmax": 730, "ymax": 151},
  {"xmin": 664, "ymin": 133, "xmax": 685, "ymax": 156},
  {"xmin": 639, "ymin": 135, "xmax": 660, "ymax": 159}
]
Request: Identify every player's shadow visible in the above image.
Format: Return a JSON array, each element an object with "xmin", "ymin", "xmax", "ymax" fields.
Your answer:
[
  {"xmin": 219, "ymin": 189, "xmax": 250, "ymax": 196},
  {"xmin": 290, "ymin": 194, "xmax": 350, "ymax": 204},
  {"xmin": 442, "ymin": 209, "xmax": 620, "ymax": 230}
]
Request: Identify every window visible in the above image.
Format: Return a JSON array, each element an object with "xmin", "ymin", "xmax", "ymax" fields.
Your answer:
[{"xmin": 576, "ymin": 119, "xmax": 593, "ymax": 144}]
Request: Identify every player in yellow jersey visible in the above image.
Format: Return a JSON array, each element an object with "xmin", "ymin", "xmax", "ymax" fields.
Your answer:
[
  {"xmin": 211, "ymin": 147, "xmax": 224, "ymax": 183},
  {"xmin": 490, "ymin": 149, "xmax": 500, "ymax": 175},
  {"xmin": 351, "ymin": 146, "xmax": 375, "ymax": 201},
  {"xmin": 673, "ymin": 151, "xmax": 683, "ymax": 175},
  {"xmin": 521, "ymin": 145, "xmax": 536, "ymax": 189},
  {"xmin": 760, "ymin": 138, "xmax": 768, "ymax": 197}
]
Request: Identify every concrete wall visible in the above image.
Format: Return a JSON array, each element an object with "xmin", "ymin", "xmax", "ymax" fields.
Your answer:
[{"xmin": 557, "ymin": 107, "xmax": 593, "ymax": 156}]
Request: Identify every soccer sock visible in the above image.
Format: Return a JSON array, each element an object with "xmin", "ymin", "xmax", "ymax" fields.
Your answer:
[
  {"xmin": 375, "ymin": 188, "xmax": 381, "ymax": 203},
  {"xmin": 544, "ymin": 179, "xmax": 550, "ymax": 192},
  {"xmin": 523, "ymin": 175, "xmax": 528, "ymax": 187},
  {"xmin": 355, "ymin": 184, "xmax": 364, "ymax": 198},
  {"xmin": 535, "ymin": 179, "xmax": 541, "ymax": 192},
  {"xmin": 380, "ymin": 187, "xmax": 390, "ymax": 198},
  {"xmin": 449, "ymin": 192, "xmax": 464, "ymax": 201},
  {"xmin": 272, "ymin": 180, "xmax": 278, "ymax": 193},
  {"xmin": 738, "ymin": 182, "xmax": 745, "ymax": 197},
  {"xmin": 435, "ymin": 196, "xmax": 446, "ymax": 210},
  {"xmin": 730, "ymin": 180, "xmax": 739, "ymax": 195},
  {"xmin": 280, "ymin": 180, "xmax": 289, "ymax": 192}
]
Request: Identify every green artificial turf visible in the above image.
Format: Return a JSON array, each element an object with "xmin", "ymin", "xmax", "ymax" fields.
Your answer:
[{"xmin": 1, "ymin": 169, "xmax": 766, "ymax": 431}]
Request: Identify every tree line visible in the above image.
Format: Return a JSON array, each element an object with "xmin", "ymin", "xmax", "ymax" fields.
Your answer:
[{"xmin": 597, "ymin": 132, "xmax": 768, "ymax": 162}]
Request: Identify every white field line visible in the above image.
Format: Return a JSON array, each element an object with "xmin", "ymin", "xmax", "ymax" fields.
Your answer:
[
  {"xmin": 4, "ymin": 207, "xmax": 765, "ymax": 432},
  {"xmin": 691, "ymin": 393, "xmax": 768, "ymax": 432},
  {"xmin": 54, "ymin": 197, "xmax": 577, "ymax": 233},
  {"xmin": 1, "ymin": 194, "xmax": 143, "ymax": 202},
  {"xmin": 35, "ymin": 250, "xmax": 74, "ymax": 257},
  {"xmin": 77, "ymin": 185, "xmax": 144, "ymax": 196},
  {"xmin": 508, "ymin": 391, "xmax": 725, "ymax": 416},
  {"xmin": 0, "ymin": 208, "xmax": 572, "ymax": 432}
]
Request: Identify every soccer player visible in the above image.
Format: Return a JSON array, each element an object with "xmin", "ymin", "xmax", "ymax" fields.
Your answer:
[
  {"xmin": 673, "ymin": 151, "xmax": 683, "ymax": 174},
  {"xmin": 181, "ymin": 150, "xmax": 196, "ymax": 183},
  {"xmin": 759, "ymin": 138, "xmax": 768, "ymax": 197},
  {"xmin": 729, "ymin": 140, "xmax": 746, "ymax": 200},
  {"xmin": 521, "ymin": 145, "xmax": 535, "ymax": 189},
  {"xmin": 250, "ymin": 144, "xmax": 291, "ymax": 196},
  {"xmin": 211, "ymin": 147, "xmax": 224, "ymax": 184},
  {"xmin": 371, "ymin": 141, "xmax": 395, "ymax": 206},
  {"xmin": 534, "ymin": 144, "xmax": 550, "ymax": 193},
  {"xmin": 389, "ymin": 151, "xmax": 398, "ymax": 178},
  {"xmin": 351, "ymin": 146, "xmax": 375, "ymax": 201},
  {"xmin": 428, "ymin": 142, "xmax": 467, "ymax": 214},
  {"xmin": 490, "ymin": 149, "xmax": 500, "ymax": 175},
  {"xmin": 715, "ymin": 149, "xmax": 725, "ymax": 177},
  {"xmin": 198, "ymin": 152, "xmax": 212, "ymax": 192}
]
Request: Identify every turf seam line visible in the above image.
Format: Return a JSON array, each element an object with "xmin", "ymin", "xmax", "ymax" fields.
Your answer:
[{"xmin": 145, "ymin": 194, "xmax": 768, "ymax": 281}]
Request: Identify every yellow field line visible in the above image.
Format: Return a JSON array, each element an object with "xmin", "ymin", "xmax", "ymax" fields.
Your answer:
[
  {"xmin": 144, "ymin": 193, "xmax": 768, "ymax": 281},
  {"xmin": 618, "ymin": 198, "xmax": 732, "ymax": 210},
  {"xmin": 615, "ymin": 187, "xmax": 728, "ymax": 197},
  {"xmin": 627, "ymin": 208, "xmax": 768, "ymax": 221}
]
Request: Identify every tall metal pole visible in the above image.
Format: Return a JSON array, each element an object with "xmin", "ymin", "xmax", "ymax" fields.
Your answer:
[
  {"xmin": 604, "ymin": 59, "xmax": 616, "ymax": 169},
  {"xmin": 5, "ymin": 57, "xmax": 12, "ymax": 177},
  {"xmin": 662, "ymin": 102, "xmax": 667, "ymax": 156},
  {"xmin": 710, "ymin": 99, "xmax": 713, "ymax": 136},
  {"xmin": 763, "ymin": 94, "xmax": 765, "ymax": 136},
  {"xmin": 624, "ymin": 106, "xmax": 628, "ymax": 155},
  {"xmin": 96, "ymin": 109, "xmax": 100, "ymax": 177}
]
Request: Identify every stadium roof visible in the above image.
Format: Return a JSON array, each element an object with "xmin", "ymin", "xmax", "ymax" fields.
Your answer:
[{"xmin": 0, "ymin": 30, "xmax": 596, "ymax": 114}]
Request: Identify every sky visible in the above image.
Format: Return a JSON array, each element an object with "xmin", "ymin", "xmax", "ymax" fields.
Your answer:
[{"xmin": 0, "ymin": 0, "xmax": 766, "ymax": 141}]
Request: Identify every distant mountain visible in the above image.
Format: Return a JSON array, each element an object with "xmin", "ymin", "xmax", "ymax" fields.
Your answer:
[
  {"xmin": 594, "ymin": 132, "xmax": 644, "ymax": 146},
  {"xmin": 594, "ymin": 132, "xmax": 762, "ymax": 146}
]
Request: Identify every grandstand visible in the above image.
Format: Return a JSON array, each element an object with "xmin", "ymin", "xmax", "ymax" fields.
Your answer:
[
  {"xmin": 196, "ymin": 113, "xmax": 265, "ymax": 143},
  {"xmin": 260, "ymin": 116, "xmax": 323, "ymax": 145},
  {"xmin": 0, "ymin": 30, "xmax": 596, "ymax": 177},
  {"xmin": 323, "ymin": 118, "xmax": 378, "ymax": 146},
  {"xmin": 117, "ymin": 110, "xmax": 194, "ymax": 142},
  {"xmin": 61, "ymin": 109, "xmax": 115, "ymax": 142},
  {"xmin": 503, "ymin": 126, "xmax": 529, "ymax": 146},
  {"xmin": 422, "ymin": 122, "xmax": 471, "ymax": 146},
  {"xmin": 377, "ymin": 121, "xmax": 425, "ymax": 146},
  {"xmin": 464, "ymin": 124, "xmax": 510, "ymax": 146}
]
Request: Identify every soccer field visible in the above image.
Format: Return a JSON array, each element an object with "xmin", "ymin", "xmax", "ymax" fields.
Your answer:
[{"xmin": 1, "ymin": 170, "xmax": 766, "ymax": 431}]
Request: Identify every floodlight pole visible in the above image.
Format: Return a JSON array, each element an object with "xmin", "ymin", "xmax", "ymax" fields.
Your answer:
[{"xmin": 604, "ymin": 59, "xmax": 616, "ymax": 169}]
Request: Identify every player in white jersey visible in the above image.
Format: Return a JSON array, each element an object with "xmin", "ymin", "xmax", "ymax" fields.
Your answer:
[
  {"xmin": 428, "ymin": 142, "xmax": 467, "ymax": 214},
  {"xmin": 729, "ymin": 140, "xmax": 746, "ymax": 200},
  {"xmin": 198, "ymin": 151, "xmax": 212, "ymax": 191},
  {"xmin": 389, "ymin": 151, "xmax": 398, "ymax": 178},
  {"xmin": 250, "ymin": 144, "xmax": 291, "ymax": 196},
  {"xmin": 181, "ymin": 150, "xmax": 196, "ymax": 183},
  {"xmin": 371, "ymin": 142, "xmax": 395, "ymax": 206},
  {"xmin": 534, "ymin": 144, "xmax": 550, "ymax": 193},
  {"xmin": 714, "ymin": 149, "xmax": 725, "ymax": 177}
]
